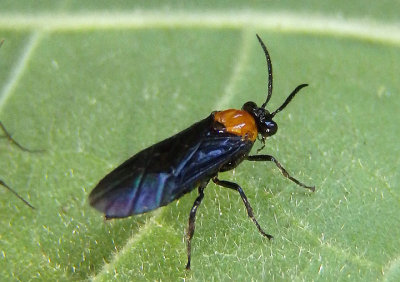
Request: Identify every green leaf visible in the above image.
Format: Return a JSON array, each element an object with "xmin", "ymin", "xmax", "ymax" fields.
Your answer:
[{"xmin": 1, "ymin": 3, "xmax": 400, "ymax": 281}]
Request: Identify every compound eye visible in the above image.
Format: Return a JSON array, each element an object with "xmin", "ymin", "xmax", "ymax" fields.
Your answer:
[
  {"xmin": 242, "ymin": 101, "xmax": 257, "ymax": 112},
  {"xmin": 265, "ymin": 121, "xmax": 278, "ymax": 136}
]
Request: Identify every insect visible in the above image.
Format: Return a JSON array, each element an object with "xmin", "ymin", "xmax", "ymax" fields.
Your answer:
[
  {"xmin": 0, "ymin": 121, "xmax": 35, "ymax": 209},
  {"xmin": 89, "ymin": 34, "xmax": 315, "ymax": 269}
]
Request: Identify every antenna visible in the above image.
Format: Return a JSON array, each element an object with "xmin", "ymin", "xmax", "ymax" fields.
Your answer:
[
  {"xmin": 271, "ymin": 84, "xmax": 308, "ymax": 117},
  {"xmin": 256, "ymin": 34, "xmax": 273, "ymax": 109}
]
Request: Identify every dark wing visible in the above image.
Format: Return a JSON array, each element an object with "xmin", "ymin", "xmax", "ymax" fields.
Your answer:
[{"xmin": 89, "ymin": 115, "xmax": 254, "ymax": 218}]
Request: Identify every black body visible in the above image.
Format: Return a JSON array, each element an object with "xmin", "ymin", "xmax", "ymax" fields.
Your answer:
[{"xmin": 89, "ymin": 114, "xmax": 253, "ymax": 218}]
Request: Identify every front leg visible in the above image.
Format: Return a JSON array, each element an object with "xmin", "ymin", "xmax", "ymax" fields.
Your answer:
[{"xmin": 246, "ymin": 154, "xmax": 315, "ymax": 192}]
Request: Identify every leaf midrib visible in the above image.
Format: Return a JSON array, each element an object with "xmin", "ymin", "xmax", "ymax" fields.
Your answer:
[{"xmin": 0, "ymin": 11, "xmax": 399, "ymax": 45}]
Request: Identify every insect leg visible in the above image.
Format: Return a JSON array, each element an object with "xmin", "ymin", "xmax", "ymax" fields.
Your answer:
[
  {"xmin": 1, "ymin": 122, "xmax": 38, "ymax": 208},
  {"xmin": 186, "ymin": 180, "xmax": 208, "ymax": 270},
  {"xmin": 247, "ymin": 154, "xmax": 315, "ymax": 192},
  {"xmin": 256, "ymin": 135, "xmax": 266, "ymax": 153},
  {"xmin": 212, "ymin": 176, "xmax": 273, "ymax": 240},
  {"xmin": 0, "ymin": 121, "xmax": 42, "ymax": 152},
  {"xmin": 0, "ymin": 179, "xmax": 35, "ymax": 209}
]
